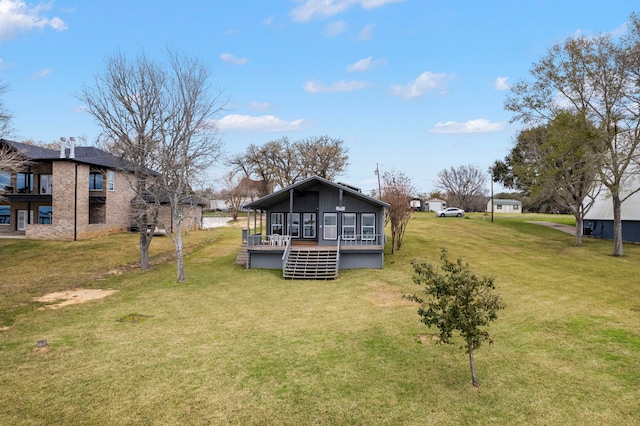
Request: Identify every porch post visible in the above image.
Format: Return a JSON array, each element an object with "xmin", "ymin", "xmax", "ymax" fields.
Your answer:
[
  {"xmin": 288, "ymin": 189, "xmax": 294, "ymax": 235},
  {"xmin": 246, "ymin": 208, "xmax": 250, "ymax": 239}
]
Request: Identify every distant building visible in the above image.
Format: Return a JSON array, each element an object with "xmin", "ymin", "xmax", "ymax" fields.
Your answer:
[
  {"xmin": 583, "ymin": 175, "xmax": 640, "ymax": 242},
  {"xmin": 487, "ymin": 199, "xmax": 522, "ymax": 214},
  {"xmin": 426, "ymin": 199, "xmax": 446, "ymax": 212}
]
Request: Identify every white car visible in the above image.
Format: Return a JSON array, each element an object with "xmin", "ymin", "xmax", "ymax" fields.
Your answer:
[{"xmin": 436, "ymin": 207, "xmax": 465, "ymax": 217}]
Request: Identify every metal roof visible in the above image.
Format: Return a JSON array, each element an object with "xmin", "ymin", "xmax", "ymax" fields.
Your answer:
[
  {"xmin": 491, "ymin": 199, "xmax": 522, "ymax": 206},
  {"xmin": 243, "ymin": 175, "xmax": 389, "ymax": 210},
  {"xmin": 585, "ymin": 176, "xmax": 640, "ymax": 221}
]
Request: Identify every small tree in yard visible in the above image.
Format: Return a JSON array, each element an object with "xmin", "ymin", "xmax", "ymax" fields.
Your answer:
[
  {"xmin": 380, "ymin": 169, "xmax": 414, "ymax": 254},
  {"xmin": 405, "ymin": 248, "xmax": 505, "ymax": 387}
]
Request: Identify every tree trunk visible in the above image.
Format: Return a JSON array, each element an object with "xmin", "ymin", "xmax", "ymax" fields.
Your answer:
[
  {"xmin": 468, "ymin": 343, "xmax": 479, "ymax": 388},
  {"xmin": 391, "ymin": 229, "xmax": 397, "ymax": 255},
  {"xmin": 139, "ymin": 230, "xmax": 153, "ymax": 270},
  {"xmin": 612, "ymin": 193, "xmax": 624, "ymax": 256},
  {"xmin": 175, "ymin": 221, "xmax": 185, "ymax": 282},
  {"xmin": 574, "ymin": 214, "xmax": 583, "ymax": 247}
]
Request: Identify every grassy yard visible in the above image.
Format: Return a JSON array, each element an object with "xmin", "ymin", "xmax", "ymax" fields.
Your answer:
[{"xmin": 1, "ymin": 213, "xmax": 639, "ymax": 425}]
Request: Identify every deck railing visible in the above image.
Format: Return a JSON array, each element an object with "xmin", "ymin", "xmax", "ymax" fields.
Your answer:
[
  {"xmin": 247, "ymin": 233, "xmax": 383, "ymax": 248},
  {"xmin": 339, "ymin": 234, "xmax": 384, "ymax": 247}
]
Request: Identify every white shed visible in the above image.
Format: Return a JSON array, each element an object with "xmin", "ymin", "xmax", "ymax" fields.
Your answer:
[
  {"xmin": 426, "ymin": 199, "xmax": 446, "ymax": 212},
  {"xmin": 487, "ymin": 199, "xmax": 522, "ymax": 213}
]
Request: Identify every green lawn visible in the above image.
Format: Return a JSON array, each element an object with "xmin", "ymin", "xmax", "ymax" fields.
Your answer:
[{"xmin": 1, "ymin": 213, "xmax": 639, "ymax": 425}]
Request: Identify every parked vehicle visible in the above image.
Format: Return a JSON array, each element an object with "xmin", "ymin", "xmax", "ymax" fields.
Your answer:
[{"xmin": 436, "ymin": 207, "xmax": 465, "ymax": 217}]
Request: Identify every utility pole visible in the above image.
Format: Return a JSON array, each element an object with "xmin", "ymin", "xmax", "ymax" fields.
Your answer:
[
  {"xmin": 490, "ymin": 173, "xmax": 494, "ymax": 223},
  {"xmin": 376, "ymin": 163, "xmax": 382, "ymax": 199}
]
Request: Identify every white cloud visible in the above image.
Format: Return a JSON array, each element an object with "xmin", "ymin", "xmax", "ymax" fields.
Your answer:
[
  {"xmin": 346, "ymin": 56, "xmax": 386, "ymax": 72},
  {"xmin": 390, "ymin": 71, "xmax": 451, "ymax": 100},
  {"xmin": 494, "ymin": 76, "xmax": 510, "ymax": 91},
  {"xmin": 357, "ymin": 23, "xmax": 375, "ymax": 40},
  {"xmin": 220, "ymin": 53, "xmax": 249, "ymax": 65},
  {"xmin": 303, "ymin": 79, "xmax": 371, "ymax": 93},
  {"xmin": 323, "ymin": 20, "xmax": 346, "ymax": 37},
  {"xmin": 263, "ymin": 15, "xmax": 286, "ymax": 30},
  {"xmin": 30, "ymin": 68, "xmax": 52, "ymax": 79},
  {"xmin": 216, "ymin": 114, "xmax": 309, "ymax": 132},
  {"xmin": 0, "ymin": 0, "xmax": 67, "ymax": 42},
  {"xmin": 429, "ymin": 119, "xmax": 507, "ymax": 134},
  {"xmin": 249, "ymin": 101, "xmax": 271, "ymax": 111},
  {"xmin": 291, "ymin": 0, "xmax": 404, "ymax": 22}
]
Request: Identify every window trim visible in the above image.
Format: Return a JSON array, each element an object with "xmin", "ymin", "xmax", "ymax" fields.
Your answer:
[
  {"xmin": 89, "ymin": 171, "xmax": 104, "ymax": 191},
  {"xmin": 38, "ymin": 206, "xmax": 53, "ymax": 225},
  {"xmin": 0, "ymin": 205, "xmax": 10, "ymax": 225},
  {"xmin": 40, "ymin": 174, "xmax": 53, "ymax": 194},
  {"xmin": 107, "ymin": 170, "xmax": 115, "ymax": 191},
  {"xmin": 342, "ymin": 213, "xmax": 356, "ymax": 240},
  {"xmin": 287, "ymin": 212, "xmax": 300, "ymax": 238},
  {"xmin": 271, "ymin": 212, "xmax": 284, "ymax": 235},
  {"xmin": 17, "ymin": 172, "xmax": 33, "ymax": 192},
  {"xmin": 361, "ymin": 213, "xmax": 376, "ymax": 241},
  {"xmin": 303, "ymin": 213, "xmax": 316, "ymax": 239},
  {"xmin": 0, "ymin": 171, "xmax": 10, "ymax": 190},
  {"xmin": 323, "ymin": 213, "xmax": 337, "ymax": 240}
]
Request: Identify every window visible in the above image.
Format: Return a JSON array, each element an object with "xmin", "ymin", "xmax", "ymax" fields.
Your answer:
[
  {"xmin": 288, "ymin": 213, "xmax": 300, "ymax": 238},
  {"xmin": 323, "ymin": 213, "xmax": 337, "ymax": 240},
  {"xmin": 303, "ymin": 213, "xmax": 316, "ymax": 239},
  {"xmin": 89, "ymin": 203, "xmax": 106, "ymax": 224},
  {"xmin": 89, "ymin": 172, "xmax": 103, "ymax": 191},
  {"xmin": 107, "ymin": 171, "xmax": 115, "ymax": 191},
  {"xmin": 271, "ymin": 213, "xmax": 284, "ymax": 235},
  {"xmin": 362, "ymin": 213, "xmax": 375, "ymax": 241},
  {"xmin": 0, "ymin": 171, "xmax": 10, "ymax": 190},
  {"xmin": 17, "ymin": 172, "xmax": 33, "ymax": 192},
  {"xmin": 40, "ymin": 174, "xmax": 53, "ymax": 194},
  {"xmin": 0, "ymin": 206, "xmax": 10, "ymax": 224},
  {"xmin": 513, "ymin": 205, "xmax": 519, "ymax": 210},
  {"xmin": 496, "ymin": 204, "xmax": 503, "ymax": 210},
  {"xmin": 342, "ymin": 213, "xmax": 356, "ymax": 240},
  {"xmin": 38, "ymin": 206, "xmax": 52, "ymax": 224}
]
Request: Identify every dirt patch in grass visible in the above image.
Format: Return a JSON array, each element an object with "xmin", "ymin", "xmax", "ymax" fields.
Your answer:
[
  {"xmin": 363, "ymin": 281, "xmax": 414, "ymax": 307},
  {"xmin": 33, "ymin": 288, "xmax": 118, "ymax": 310}
]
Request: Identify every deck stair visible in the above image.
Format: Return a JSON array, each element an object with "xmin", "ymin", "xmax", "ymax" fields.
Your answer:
[
  {"xmin": 235, "ymin": 241, "xmax": 247, "ymax": 267},
  {"xmin": 283, "ymin": 247, "xmax": 339, "ymax": 279}
]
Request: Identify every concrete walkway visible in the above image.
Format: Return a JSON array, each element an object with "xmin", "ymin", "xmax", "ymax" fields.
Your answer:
[
  {"xmin": 527, "ymin": 221, "xmax": 576, "ymax": 235},
  {"xmin": 202, "ymin": 216, "xmax": 233, "ymax": 229}
]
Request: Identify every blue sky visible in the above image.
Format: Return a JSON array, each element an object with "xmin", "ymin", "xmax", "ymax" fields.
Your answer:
[{"xmin": 0, "ymin": 0, "xmax": 637, "ymax": 194}]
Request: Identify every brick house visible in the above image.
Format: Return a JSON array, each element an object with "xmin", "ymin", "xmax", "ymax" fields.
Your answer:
[{"xmin": 0, "ymin": 139, "xmax": 202, "ymax": 240}]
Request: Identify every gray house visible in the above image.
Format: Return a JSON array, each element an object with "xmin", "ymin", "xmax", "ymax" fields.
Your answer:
[{"xmin": 241, "ymin": 176, "xmax": 389, "ymax": 279}]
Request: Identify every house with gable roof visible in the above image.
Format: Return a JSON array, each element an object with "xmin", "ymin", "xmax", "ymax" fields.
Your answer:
[
  {"xmin": 0, "ymin": 139, "xmax": 203, "ymax": 240},
  {"xmin": 240, "ymin": 176, "xmax": 389, "ymax": 279}
]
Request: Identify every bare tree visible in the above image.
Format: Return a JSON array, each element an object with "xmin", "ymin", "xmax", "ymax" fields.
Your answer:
[
  {"xmin": 381, "ymin": 169, "xmax": 414, "ymax": 254},
  {"xmin": 231, "ymin": 135, "xmax": 349, "ymax": 190},
  {"xmin": 79, "ymin": 49, "xmax": 226, "ymax": 281},
  {"xmin": 0, "ymin": 82, "xmax": 13, "ymax": 139},
  {"xmin": 434, "ymin": 165, "xmax": 487, "ymax": 211},
  {"xmin": 296, "ymin": 135, "xmax": 348, "ymax": 180},
  {"xmin": 218, "ymin": 171, "xmax": 245, "ymax": 220}
]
